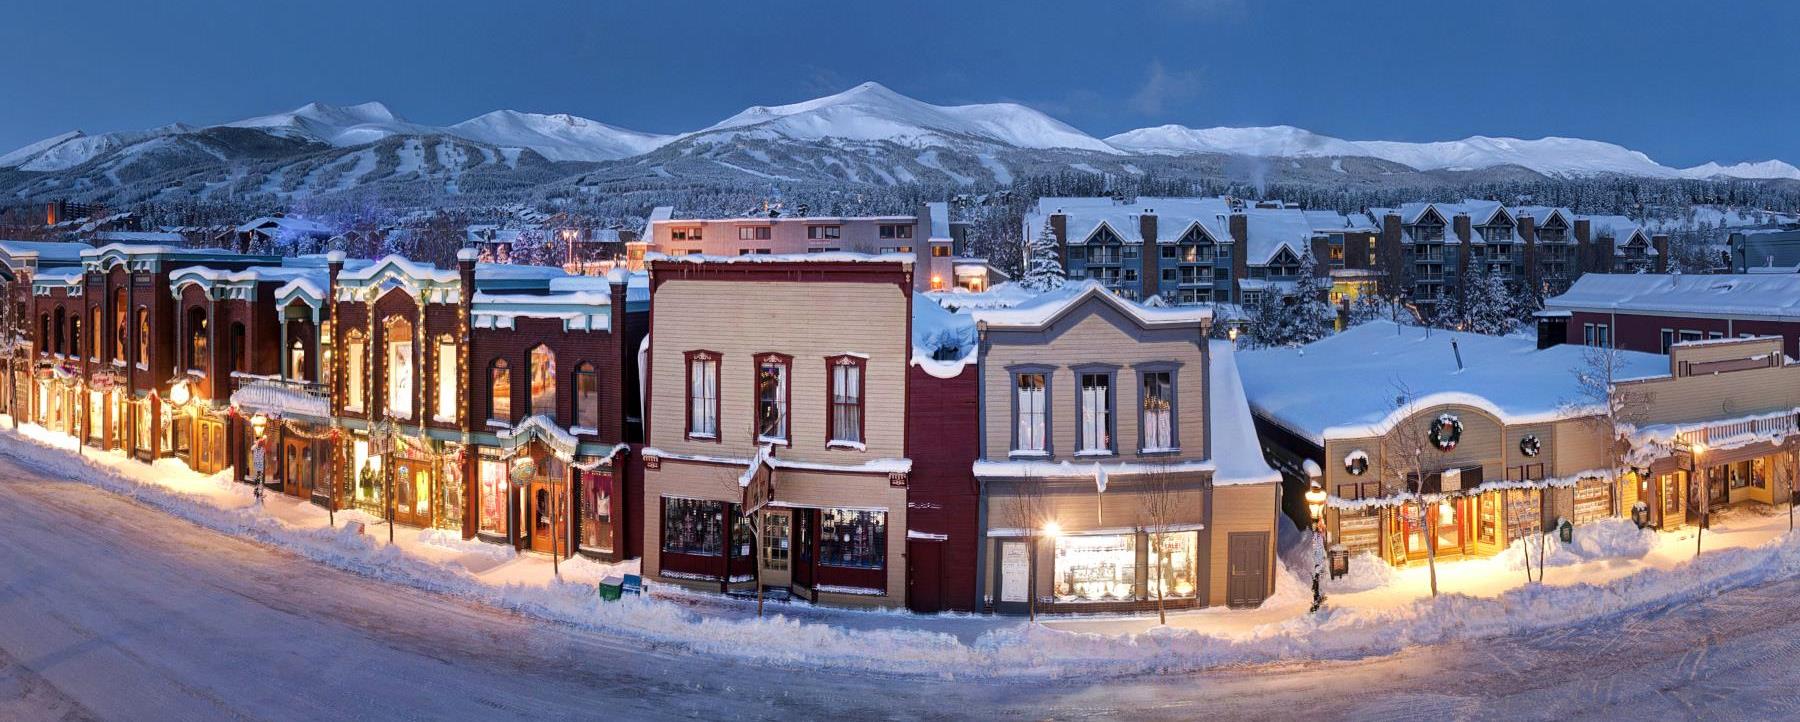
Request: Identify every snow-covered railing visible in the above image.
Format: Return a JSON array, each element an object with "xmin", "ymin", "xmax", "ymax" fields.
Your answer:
[
  {"xmin": 1623, "ymin": 407, "xmax": 1800, "ymax": 467},
  {"xmin": 1676, "ymin": 414, "xmax": 1797, "ymax": 449},
  {"xmin": 229, "ymin": 372, "xmax": 329, "ymax": 419}
]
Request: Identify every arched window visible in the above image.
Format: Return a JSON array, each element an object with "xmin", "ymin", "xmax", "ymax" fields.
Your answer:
[
  {"xmin": 136, "ymin": 307, "xmax": 150, "ymax": 367},
  {"xmin": 68, "ymin": 315, "xmax": 80, "ymax": 358},
  {"xmin": 90, "ymin": 307, "xmax": 101, "ymax": 360},
  {"xmin": 384, "ymin": 317, "xmax": 414, "ymax": 419},
  {"xmin": 489, "ymin": 358, "xmax": 512, "ymax": 423},
  {"xmin": 113, "ymin": 289, "xmax": 128, "ymax": 362},
  {"xmin": 186, "ymin": 307, "xmax": 208, "ymax": 373},
  {"xmin": 528, "ymin": 345, "xmax": 555, "ymax": 419},
  {"xmin": 434, "ymin": 335, "xmax": 457, "ymax": 423},
  {"xmin": 344, "ymin": 330, "xmax": 366, "ymax": 412},
  {"xmin": 52, "ymin": 307, "xmax": 64, "ymax": 355},
  {"xmin": 289, "ymin": 339, "xmax": 306, "ymax": 381},
  {"xmin": 574, "ymin": 362, "xmax": 598, "ymax": 431},
  {"xmin": 37, "ymin": 314, "xmax": 48, "ymax": 354}
]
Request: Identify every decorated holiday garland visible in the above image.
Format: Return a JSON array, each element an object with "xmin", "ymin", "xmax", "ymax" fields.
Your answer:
[
  {"xmin": 1428, "ymin": 412, "xmax": 1464, "ymax": 451},
  {"xmin": 1344, "ymin": 449, "xmax": 1370, "ymax": 476},
  {"xmin": 1519, "ymin": 434, "xmax": 1541, "ymax": 457}
]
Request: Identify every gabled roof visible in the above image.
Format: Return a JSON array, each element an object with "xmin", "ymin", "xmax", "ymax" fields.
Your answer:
[{"xmin": 970, "ymin": 280, "xmax": 1211, "ymax": 330}]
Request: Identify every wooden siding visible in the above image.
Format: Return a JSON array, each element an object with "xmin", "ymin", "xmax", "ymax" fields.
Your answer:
[
  {"xmin": 980, "ymin": 307, "xmax": 1208, "ymax": 463},
  {"xmin": 1207, "ymin": 482, "xmax": 1277, "ymax": 607},
  {"xmin": 648, "ymin": 279, "xmax": 908, "ymax": 464}
]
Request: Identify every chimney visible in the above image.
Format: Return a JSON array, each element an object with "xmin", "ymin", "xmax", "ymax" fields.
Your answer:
[
  {"xmin": 1453, "ymin": 213, "xmax": 1471, "ymax": 306},
  {"xmin": 1139, "ymin": 212, "xmax": 1159, "ymax": 300},
  {"xmin": 1050, "ymin": 212, "xmax": 1069, "ymax": 271},
  {"xmin": 1229, "ymin": 213, "xmax": 1249, "ymax": 302},
  {"xmin": 1518, "ymin": 214, "xmax": 1538, "ymax": 290},
  {"xmin": 1379, "ymin": 213, "xmax": 1403, "ymax": 298},
  {"xmin": 1652, "ymin": 234, "xmax": 1670, "ymax": 273},
  {"xmin": 1574, "ymin": 218, "xmax": 1593, "ymax": 272},
  {"xmin": 1310, "ymin": 237, "xmax": 1331, "ymax": 273}
]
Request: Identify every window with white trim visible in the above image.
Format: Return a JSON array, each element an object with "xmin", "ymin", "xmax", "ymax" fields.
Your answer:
[
  {"xmin": 1078, "ymin": 373, "xmax": 1112, "ymax": 454},
  {"xmin": 1015, "ymin": 373, "xmax": 1046, "ymax": 453},
  {"xmin": 687, "ymin": 352, "xmax": 719, "ymax": 439},
  {"xmin": 756, "ymin": 354, "xmax": 789, "ymax": 443},
  {"xmin": 1141, "ymin": 371, "xmax": 1174, "ymax": 451},
  {"xmin": 829, "ymin": 355, "xmax": 864, "ymax": 446}
]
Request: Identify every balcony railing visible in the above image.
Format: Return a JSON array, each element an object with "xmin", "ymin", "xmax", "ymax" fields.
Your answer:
[
  {"xmin": 230, "ymin": 372, "xmax": 329, "ymax": 419},
  {"xmin": 1677, "ymin": 414, "xmax": 1798, "ymax": 450}
]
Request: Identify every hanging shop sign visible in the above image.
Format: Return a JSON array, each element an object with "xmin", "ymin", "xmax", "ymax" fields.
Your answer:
[
  {"xmin": 743, "ymin": 460, "xmax": 776, "ymax": 515},
  {"xmin": 509, "ymin": 457, "xmax": 539, "ymax": 484},
  {"xmin": 1428, "ymin": 413, "xmax": 1464, "ymax": 451}
]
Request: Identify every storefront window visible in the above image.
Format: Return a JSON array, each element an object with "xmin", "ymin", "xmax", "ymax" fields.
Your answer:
[
  {"xmin": 662, "ymin": 498, "xmax": 724, "ymax": 556},
  {"xmin": 580, "ymin": 471, "xmax": 614, "ymax": 553},
  {"xmin": 1053, "ymin": 534, "xmax": 1137, "ymax": 602},
  {"xmin": 438, "ymin": 455, "xmax": 464, "ymax": 531},
  {"xmin": 819, "ymin": 509, "xmax": 885, "ymax": 569},
  {"xmin": 1148, "ymin": 532, "xmax": 1197, "ymax": 600},
  {"xmin": 478, "ymin": 459, "xmax": 507, "ymax": 534},
  {"xmin": 732, "ymin": 509, "xmax": 756, "ymax": 559}
]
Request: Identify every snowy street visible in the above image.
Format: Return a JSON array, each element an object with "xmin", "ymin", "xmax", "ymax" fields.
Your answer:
[{"xmin": 3, "ymin": 451, "xmax": 1800, "ymax": 721}]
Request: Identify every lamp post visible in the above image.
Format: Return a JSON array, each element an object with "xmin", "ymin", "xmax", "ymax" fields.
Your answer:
[
  {"xmin": 1036, "ymin": 521, "xmax": 1061, "ymax": 623},
  {"xmin": 1305, "ymin": 480, "xmax": 1328, "ymax": 613},
  {"xmin": 1691, "ymin": 441, "xmax": 1707, "ymax": 558},
  {"xmin": 250, "ymin": 412, "xmax": 269, "ymax": 505}
]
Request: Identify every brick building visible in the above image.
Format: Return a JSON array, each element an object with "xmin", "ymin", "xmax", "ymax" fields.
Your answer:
[{"xmin": 1544, "ymin": 273, "xmax": 1800, "ymax": 359}]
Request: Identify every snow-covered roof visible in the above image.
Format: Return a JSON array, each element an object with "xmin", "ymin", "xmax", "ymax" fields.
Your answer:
[
  {"xmin": 925, "ymin": 201, "xmax": 952, "ymax": 241},
  {"xmin": 0, "ymin": 240, "xmax": 89, "ymax": 264},
  {"xmin": 1547, "ymin": 273, "xmax": 1800, "ymax": 321},
  {"xmin": 645, "ymin": 251, "xmax": 915, "ymax": 265},
  {"xmin": 1030, "ymin": 196, "xmax": 1343, "ymax": 266},
  {"xmin": 94, "ymin": 230, "xmax": 185, "ymax": 244},
  {"xmin": 911, "ymin": 295, "xmax": 976, "ymax": 379},
  {"xmin": 1208, "ymin": 340, "xmax": 1284, "ymax": 486},
  {"xmin": 1585, "ymin": 215, "xmax": 1655, "ymax": 255},
  {"xmin": 1238, "ymin": 321, "xmax": 1669, "ymax": 444},
  {"xmin": 969, "ymin": 280, "xmax": 1211, "ymax": 329},
  {"xmin": 234, "ymin": 216, "xmax": 335, "ymax": 236}
]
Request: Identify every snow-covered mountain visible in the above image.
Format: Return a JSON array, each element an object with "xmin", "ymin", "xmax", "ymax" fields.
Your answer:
[
  {"xmin": 3, "ymin": 84, "xmax": 1797, "ymax": 206},
  {"xmin": 687, "ymin": 81, "xmax": 1117, "ymax": 153},
  {"xmin": 1104, "ymin": 124, "xmax": 1757, "ymax": 180},
  {"xmin": 448, "ymin": 110, "xmax": 672, "ymax": 162}
]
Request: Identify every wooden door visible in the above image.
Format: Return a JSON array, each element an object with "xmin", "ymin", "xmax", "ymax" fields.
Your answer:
[
  {"xmin": 1226, "ymin": 532, "xmax": 1270, "ymax": 608},
  {"xmin": 391, "ymin": 458, "xmax": 432, "ymax": 528},
  {"xmin": 760, "ymin": 510, "xmax": 792, "ymax": 590},
  {"xmin": 906, "ymin": 539, "xmax": 943, "ymax": 613},
  {"xmin": 527, "ymin": 482, "xmax": 557, "ymax": 554}
]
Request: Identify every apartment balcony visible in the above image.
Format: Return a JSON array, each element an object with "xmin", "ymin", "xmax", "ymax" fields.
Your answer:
[{"xmin": 229, "ymin": 372, "xmax": 329, "ymax": 420}]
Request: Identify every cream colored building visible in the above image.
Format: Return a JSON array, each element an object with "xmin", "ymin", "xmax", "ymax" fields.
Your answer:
[{"xmin": 639, "ymin": 255, "xmax": 914, "ymax": 607}]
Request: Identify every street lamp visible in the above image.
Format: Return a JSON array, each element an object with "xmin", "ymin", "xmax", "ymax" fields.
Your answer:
[
  {"xmin": 168, "ymin": 379, "xmax": 191, "ymax": 407},
  {"xmin": 250, "ymin": 413, "xmax": 269, "ymax": 504},
  {"xmin": 1227, "ymin": 326, "xmax": 1240, "ymax": 343},
  {"xmin": 1304, "ymin": 480, "xmax": 1328, "ymax": 613}
]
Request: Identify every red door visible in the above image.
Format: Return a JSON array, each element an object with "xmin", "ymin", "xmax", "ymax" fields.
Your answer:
[{"xmin": 906, "ymin": 539, "xmax": 943, "ymax": 613}]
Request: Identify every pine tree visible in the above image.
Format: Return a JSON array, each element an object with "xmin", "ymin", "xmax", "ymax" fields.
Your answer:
[{"xmin": 1021, "ymin": 217, "xmax": 1066, "ymax": 291}]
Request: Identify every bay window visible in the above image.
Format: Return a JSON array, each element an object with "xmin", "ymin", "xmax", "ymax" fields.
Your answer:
[
  {"xmin": 1078, "ymin": 372, "xmax": 1113, "ymax": 454},
  {"xmin": 755, "ymin": 353, "xmax": 790, "ymax": 443},
  {"xmin": 827, "ymin": 355, "xmax": 864, "ymax": 447},
  {"xmin": 529, "ymin": 345, "xmax": 555, "ymax": 418},
  {"xmin": 574, "ymin": 362, "xmax": 598, "ymax": 431},
  {"xmin": 1014, "ymin": 372, "xmax": 1047, "ymax": 454},
  {"xmin": 488, "ymin": 358, "xmax": 511, "ymax": 423},
  {"xmin": 820, "ymin": 509, "xmax": 885, "ymax": 569},
  {"xmin": 1141, "ymin": 370, "xmax": 1175, "ymax": 451},
  {"xmin": 662, "ymin": 497, "xmax": 724, "ymax": 556},
  {"xmin": 344, "ymin": 331, "xmax": 366, "ymax": 412},
  {"xmin": 686, "ymin": 351, "xmax": 719, "ymax": 440}
]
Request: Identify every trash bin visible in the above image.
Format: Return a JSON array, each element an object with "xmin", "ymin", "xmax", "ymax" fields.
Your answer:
[
  {"xmin": 1328, "ymin": 545, "xmax": 1350, "ymax": 579},
  {"xmin": 1557, "ymin": 518, "xmax": 1573, "ymax": 544},
  {"xmin": 598, "ymin": 576, "xmax": 623, "ymax": 601},
  {"xmin": 1631, "ymin": 501, "xmax": 1649, "ymax": 529}
]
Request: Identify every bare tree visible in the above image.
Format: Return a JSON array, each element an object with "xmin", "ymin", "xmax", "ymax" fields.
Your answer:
[
  {"xmin": 1135, "ymin": 462, "xmax": 1184, "ymax": 625},
  {"xmin": 1570, "ymin": 344, "xmax": 1653, "ymax": 518},
  {"xmin": 1378, "ymin": 380, "xmax": 1442, "ymax": 597}
]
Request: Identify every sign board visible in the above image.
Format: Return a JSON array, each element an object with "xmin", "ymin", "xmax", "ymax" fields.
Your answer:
[
  {"xmin": 1338, "ymin": 514, "xmax": 1380, "ymax": 556},
  {"xmin": 251, "ymin": 443, "xmax": 266, "ymax": 476},
  {"xmin": 999, "ymin": 542, "xmax": 1030, "ymax": 603},
  {"xmin": 888, "ymin": 472, "xmax": 908, "ymax": 488},
  {"xmin": 742, "ymin": 459, "xmax": 776, "ymax": 515},
  {"xmin": 1328, "ymin": 547, "xmax": 1350, "ymax": 579},
  {"xmin": 369, "ymin": 432, "xmax": 395, "ymax": 457},
  {"xmin": 1441, "ymin": 467, "xmax": 1462, "ymax": 493}
]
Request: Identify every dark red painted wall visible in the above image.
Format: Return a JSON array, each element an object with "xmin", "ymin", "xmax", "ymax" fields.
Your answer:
[
  {"xmin": 904, "ymin": 363, "xmax": 980, "ymax": 613},
  {"xmin": 1568, "ymin": 310, "xmax": 1800, "ymax": 358}
]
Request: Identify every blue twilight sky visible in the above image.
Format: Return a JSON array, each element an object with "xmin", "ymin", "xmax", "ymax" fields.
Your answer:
[{"xmin": 3, "ymin": 0, "xmax": 1795, "ymax": 167}]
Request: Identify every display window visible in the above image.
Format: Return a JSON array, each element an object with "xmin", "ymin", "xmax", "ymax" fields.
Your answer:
[
  {"xmin": 1053, "ymin": 533, "xmax": 1137, "ymax": 602},
  {"xmin": 819, "ymin": 509, "xmax": 885, "ymax": 569},
  {"xmin": 478, "ymin": 459, "xmax": 507, "ymax": 534},
  {"xmin": 663, "ymin": 498, "xmax": 724, "ymax": 556},
  {"xmin": 1147, "ymin": 532, "xmax": 1197, "ymax": 600},
  {"xmin": 580, "ymin": 471, "xmax": 614, "ymax": 553}
]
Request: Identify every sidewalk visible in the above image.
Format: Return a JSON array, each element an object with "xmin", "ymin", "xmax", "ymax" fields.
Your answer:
[{"xmin": 7, "ymin": 417, "xmax": 1800, "ymax": 679}]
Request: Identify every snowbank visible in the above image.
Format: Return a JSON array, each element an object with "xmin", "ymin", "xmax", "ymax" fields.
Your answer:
[{"xmin": 7, "ymin": 423, "xmax": 1800, "ymax": 681}]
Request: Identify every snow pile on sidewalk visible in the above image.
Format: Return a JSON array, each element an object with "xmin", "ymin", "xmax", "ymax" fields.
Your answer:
[
  {"xmin": 5, "ymin": 424, "xmax": 1800, "ymax": 680},
  {"xmin": 1500, "ymin": 518, "xmax": 1657, "ymax": 571}
]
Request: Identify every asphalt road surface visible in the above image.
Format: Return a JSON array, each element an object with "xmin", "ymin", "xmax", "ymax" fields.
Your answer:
[{"xmin": 2, "ymin": 453, "xmax": 1798, "ymax": 721}]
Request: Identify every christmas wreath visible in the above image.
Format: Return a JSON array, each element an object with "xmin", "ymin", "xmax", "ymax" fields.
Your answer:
[
  {"xmin": 1428, "ymin": 413, "xmax": 1464, "ymax": 451},
  {"xmin": 1344, "ymin": 449, "xmax": 1370, "ymax": 476},
  {"xmin": 1519, "ymin": 434, "xmax": 1541, "ymax": 457}
]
